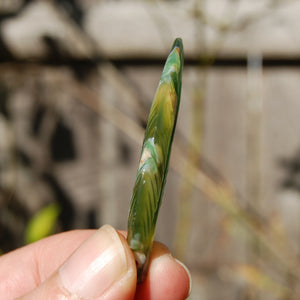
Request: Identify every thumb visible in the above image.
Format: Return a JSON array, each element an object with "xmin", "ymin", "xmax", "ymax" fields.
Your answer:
[{"xmin": 20, "ymin": 225, "xmax": 137, "ymax": 300}]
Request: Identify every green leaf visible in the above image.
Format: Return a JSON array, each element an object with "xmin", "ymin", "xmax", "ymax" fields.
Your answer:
[{"xmin": 25, "ymin": 203, "xmax": 61, "ymax": 244}]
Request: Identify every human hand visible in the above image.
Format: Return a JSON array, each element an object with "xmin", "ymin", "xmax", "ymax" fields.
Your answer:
[{"xmin": 0, "ymin": 225, "xmax": 191, "ymax": 299}]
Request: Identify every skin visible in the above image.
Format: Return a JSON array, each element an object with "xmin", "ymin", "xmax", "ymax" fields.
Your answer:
[{"xmin": 0, "ymin": 228, "xmax": 190, "ymax": 300}]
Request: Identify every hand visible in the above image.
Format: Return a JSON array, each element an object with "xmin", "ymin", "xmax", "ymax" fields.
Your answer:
[{"xmin": 0, "ymin": 225, "xmax": 191, "ymax": 299}]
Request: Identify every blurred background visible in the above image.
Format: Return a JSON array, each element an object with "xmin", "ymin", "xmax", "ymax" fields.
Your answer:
[{"xmin": 1, "ymin": 0, "xmax": 300, "ymax": 299}]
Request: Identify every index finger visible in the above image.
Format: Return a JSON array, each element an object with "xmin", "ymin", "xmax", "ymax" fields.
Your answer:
[{"xmin": 0, "ymin": 229, "xmax": 191, "ymax": 300}]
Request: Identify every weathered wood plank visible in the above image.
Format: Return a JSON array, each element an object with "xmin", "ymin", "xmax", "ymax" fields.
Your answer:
[{"xmin": 2, "ymin": 1, "xmax": 300, "ymax": 60}]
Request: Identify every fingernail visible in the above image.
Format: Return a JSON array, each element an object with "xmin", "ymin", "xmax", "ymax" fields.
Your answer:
[
  {"xmin": 59, "ymin": 225, "xmax": 128, "ymax": 299},
  {"xmin": 175, "ymin": 259, "xmax": 192, "ymax": 297}
]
